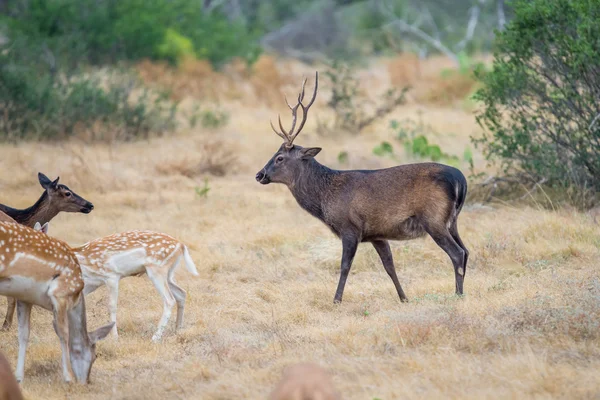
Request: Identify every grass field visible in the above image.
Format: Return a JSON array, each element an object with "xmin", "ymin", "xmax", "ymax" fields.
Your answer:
[{"xmin": 0, "ymin": 56, "xmax": 599, "ymax": 399}]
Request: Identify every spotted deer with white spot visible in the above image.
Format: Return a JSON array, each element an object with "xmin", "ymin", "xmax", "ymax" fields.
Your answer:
[
  {"xmin": 0, "ymin": 222, "xmax": 113, "ymax": 383},
  {"xmin": 71, "ymin": 230, "xmax": 199, "ymax": 342}
]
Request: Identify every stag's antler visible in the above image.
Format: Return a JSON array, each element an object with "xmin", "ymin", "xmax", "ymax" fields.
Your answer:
[{"xmin": 270, "ymin": 72, "xmax": 319, "ymax": 149}]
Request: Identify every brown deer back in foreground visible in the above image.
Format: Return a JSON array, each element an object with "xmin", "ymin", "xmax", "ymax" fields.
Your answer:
[
  {"xmin": 270, "ymin": 363, "xmax": 341, "ymax": 400},
  {"xmin": 256, "ymin": 72, "xmax": 469, "ymax": 303},
  {"xmin": 0, "ymin": 211, "xmax": 16, "ymax": 224},
  {"xmin": 0, "ymin": 352, "xmax": 22, "ymax": 400},
  {"xmin": 0, "ymin": 172, "xmax": 95, "ymax": 331}
]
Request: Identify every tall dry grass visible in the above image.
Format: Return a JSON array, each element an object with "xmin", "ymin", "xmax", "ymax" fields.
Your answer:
[{"xmin": 0, "ymin": 56, "xmax": 598, "ymax": 400}]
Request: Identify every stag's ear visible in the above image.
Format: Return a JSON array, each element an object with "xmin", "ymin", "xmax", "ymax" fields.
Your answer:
[
  {"xmin": 89, "ymin": 322, "xmax": 115, "ymax": 344},
  {"xmin": 300, "ymin": 147, "xmax": 321, "ymax": 159},
  {"xmin": 34, "ymin": 222, "xmax": 41, "ymax": 231}
]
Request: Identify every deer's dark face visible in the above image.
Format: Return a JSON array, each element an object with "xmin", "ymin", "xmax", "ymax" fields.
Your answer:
[
  {"xmin": 38, "ymin": 173, "xmax": 94, "ymax": 214},
  {"xmin": 256, "ymin": 144, "xmax": 321, "ymax": 186}
]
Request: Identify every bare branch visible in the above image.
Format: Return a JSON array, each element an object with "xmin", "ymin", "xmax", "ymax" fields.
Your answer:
[
  {"xmin": 456, "ymin": 0, "xmax": 486, "ymax": 52},
  {"xmin": 589, "ymin": 112, "xmax": 600, "ymax": 130},
  {"xmin": 497, "ymin": 0, "xmax": 507, "ymax": 30},
  {"xmin": 378, "ymin": 0, "xmax": 459, "ymax": 66}
]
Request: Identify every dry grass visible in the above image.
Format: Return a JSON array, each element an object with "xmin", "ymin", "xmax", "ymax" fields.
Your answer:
[
  {"xmin": 387, "ymin": 54, "xmax": 484, "ymax": 107},
  {"xmin": 0, "ymin": 57, "xmax": 599, "ymax": 400}
]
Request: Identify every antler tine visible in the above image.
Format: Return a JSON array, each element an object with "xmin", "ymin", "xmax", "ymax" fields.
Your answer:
[
  {"xmin": 270, "ymin": 119, "xmax": 289, "ymax": 141},
  {"xmin": 287, "ymin": 71, "xmax": 319, "ymax": 147},
  {"xmin": 297, "ymin": 76, "xmax": 308, "ymax": 103},
  {"xmin": 271, "ymin": 72, "xmax": 318, "ymax": 148},
  {"xmin": 278, "ymin": 114, "xmax": 291, "ymax": 136}
]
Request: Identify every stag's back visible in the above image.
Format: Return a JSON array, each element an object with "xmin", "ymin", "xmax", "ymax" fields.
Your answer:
[
  {"xmin": 0, "ymin": 352, "xmax": 23, "ymax": 400},
  {"xmin": 269, "ymin": 363, "xmax": 341, "ymax": 400}
]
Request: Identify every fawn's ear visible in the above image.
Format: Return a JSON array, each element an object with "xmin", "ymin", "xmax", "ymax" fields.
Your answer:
[
  {"xmin": 89, "ymin": 322, "xmax": 115, "ymax": 344},
  {"xmin": 33, "ymin": 222, "xmax": 50, "ymax": 234},
  {"xmin": 299, "ymin": 147, "xmax": 321, "ymax": 159}
]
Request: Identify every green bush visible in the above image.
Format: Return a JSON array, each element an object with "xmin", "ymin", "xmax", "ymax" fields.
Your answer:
[
  {"xmin": 474, "ymin": 0, "xmax": 600, "ymax": 192},
  {"xmin": 156, "ymin": 29, "xmax": 195, "ymax": 65},
  {"xmin": 0, "ymin": 38, "xmax": 176, "ymax": 141},
  {"xmin": 2, "ymin": 0, "xmax": 262, "ymax": 67}
]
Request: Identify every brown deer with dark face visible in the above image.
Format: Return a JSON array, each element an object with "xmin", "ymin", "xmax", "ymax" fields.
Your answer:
[
  {"xmin": 0, "ymin": 173, "xmax": 94, "ymax": 227},
  {"xmin": 0, "ymin": 172, "xmax": 94, "ymax": 330},
  {"xmin": 256, "ymin": 72, "xmax": 469, "ymax": 303}
]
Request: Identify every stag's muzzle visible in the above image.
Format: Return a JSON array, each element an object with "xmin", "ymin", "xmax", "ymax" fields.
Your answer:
[{"xmin": 255, "ymin": 171, "xmax": 270, "ymax": 184}]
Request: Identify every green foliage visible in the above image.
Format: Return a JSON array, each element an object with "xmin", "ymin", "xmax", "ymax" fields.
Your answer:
[
  {"xmin": 0, "ymin": 38, "xmax": 176, "ymax": 141},
  {"xmin": 385, "ymin": 117, "xmax": 464, "ymax": 167},
  {"xmin": 337, "ymin": 151, "xmax": 349, "ymax": 164},
  {"xmin": 474, "ymin": 0, "xmax": 600, "ymax": 193},
  {"xmin": 200, "ymin": 109, "xmax": 230, "ymax": 130},
  {"xmin": 156, "ymin": 29, "xmax": 195, "ymax": 65},
  {"xmin": 373, "ymin": 141, "xmax": 394, "ymax": 157},
  {"xmin": 195, "ymin": 179, "xmax": 211, "ymax": 198},
  {"xmin": 2, "ymin": 0, "xmax": 262, "ymax": 67}
]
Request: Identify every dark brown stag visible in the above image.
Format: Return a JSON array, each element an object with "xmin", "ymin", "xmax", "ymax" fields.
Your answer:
[
  {"xmin": 0, "ymin": 172, "xmax": 94, "ymax": 330},
  {"xmin": 256, "ymin": 72, "xmax": 469, "ymax": 303}
]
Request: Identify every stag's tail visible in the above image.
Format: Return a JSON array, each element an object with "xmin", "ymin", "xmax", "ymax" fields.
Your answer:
[
  {"xmin": 182, "ymin": 245, "xmax": 199, "ymax": 276},
  {"xmin": 434, "ymin": 166, "xmax": 468, "ymax": 216}
]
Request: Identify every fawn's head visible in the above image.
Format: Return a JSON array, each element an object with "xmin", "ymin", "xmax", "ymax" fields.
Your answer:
[
  {"xmin": 68, "ymin": 295, "xmax": 114, "ymax": 383},
  {"xmin": 38, "ymin": 173, "xmax": 94, "ymax": 214},
  {"xmin": 256, "ymin": 72, "xmax": 322, "ymax": 186}
]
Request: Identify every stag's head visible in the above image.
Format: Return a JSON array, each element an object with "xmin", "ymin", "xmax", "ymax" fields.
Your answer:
[
  {"xmin": 256, "ymin": 72, "xmax": 322, "ymax": 186},
  {"xmin": 38, "ymin": 173, "xmax": 94, "ymax": 214}
]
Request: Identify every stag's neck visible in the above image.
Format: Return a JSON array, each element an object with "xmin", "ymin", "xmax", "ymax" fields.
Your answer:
[
  {"xmin": 288, "ymin": 159, "xmax": 338, "ymax": 221},
  {"xmin": 0, "ymin": 192, "xmax": 57, "ymax": 227}
]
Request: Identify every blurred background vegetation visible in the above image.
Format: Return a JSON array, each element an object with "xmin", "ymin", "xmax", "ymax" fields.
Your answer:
[{"xmin": 0, "ymin": 0, "xmax": 598, "ymax": 205}]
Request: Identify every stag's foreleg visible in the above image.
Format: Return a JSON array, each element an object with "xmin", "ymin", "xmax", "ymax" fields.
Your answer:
[
  {"xmin": 372, "ymin": 240, "xmax": 409, "ymax": 302},
  {"xmin": 333, "ymin": 235, "xmax": 359, "ymax": 303}
]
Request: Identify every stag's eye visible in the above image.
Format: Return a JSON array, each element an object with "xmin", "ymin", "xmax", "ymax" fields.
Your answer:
[
  {"xmin": 65, "ymin": 192, "xmax": 71, "ymax": 197},
  {"xmin": 276, "ymin": 156, "xmax": 284, "ymax": 163}
]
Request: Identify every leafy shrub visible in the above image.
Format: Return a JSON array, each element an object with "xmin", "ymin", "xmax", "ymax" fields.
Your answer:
[
  {"xmin": 2, "ymin": 0, "xmax": 262, "ymax": 67},
  {"xmin": 0, "ymin": 38, "xmax": 176, "ymax": 141},
  {"xmin": 474, "ymin": 0, "xmax": 600, "ymax": 193},
  {"xmin": 319, "ymin": 61, "xmax": 408, "ymax": 134},
  {"xmin": 156, "ymin": 29, "xmax": 195, "ymax": 65},
  {"xmin": 387, "ymin": 117, "xmax": 463, "ymax": 166}
]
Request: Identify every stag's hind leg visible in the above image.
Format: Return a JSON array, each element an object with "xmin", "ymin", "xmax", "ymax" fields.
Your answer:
[
  {"xmin": 372, "ymin": 240, "xmax": 409, "ymax": 302},
  {"xmin": 423, "ymin": 224, "xmax": 466, "ymax": 295},
  {"xmin": 449, "ymin": 221, "xmax": 469, "ymax": 280}
]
